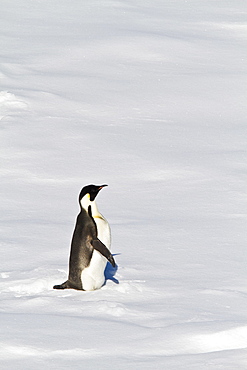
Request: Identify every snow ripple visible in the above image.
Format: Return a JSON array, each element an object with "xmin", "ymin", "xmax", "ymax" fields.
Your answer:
[{"xmin": 0, "ymin": 91, "xmax": 28, "ymax": 115}]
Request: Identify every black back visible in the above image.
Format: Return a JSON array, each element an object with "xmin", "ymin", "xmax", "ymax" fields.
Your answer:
[{"xmin": 67, "ymin": 207, "xmax": 97, "ymax": 288}]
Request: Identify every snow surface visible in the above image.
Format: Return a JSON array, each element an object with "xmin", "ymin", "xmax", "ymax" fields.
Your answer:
[{"xmin": 0, "ymin": 0, "xmax": 247, "ymax": 369}]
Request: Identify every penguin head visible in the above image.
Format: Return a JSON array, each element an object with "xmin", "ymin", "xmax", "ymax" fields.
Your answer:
[{"xmin": 79, "ymin": 184, "xmax": 107, "ymax": 210}]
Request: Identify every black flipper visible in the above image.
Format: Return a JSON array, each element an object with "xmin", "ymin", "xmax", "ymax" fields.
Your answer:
[{"xmin": 91, "ymin": 239, "xmax": 116, "ymax": 267}]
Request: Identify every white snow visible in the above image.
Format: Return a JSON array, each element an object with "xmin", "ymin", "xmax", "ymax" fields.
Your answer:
[{"xmin": 0, "ymin": 0, "xmax": 246, "ymax": 369}]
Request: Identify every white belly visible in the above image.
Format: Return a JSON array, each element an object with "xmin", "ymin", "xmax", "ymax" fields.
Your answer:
[{"xmin": 81, "ymin": 215, "xmax": 111, "ymax": 291}]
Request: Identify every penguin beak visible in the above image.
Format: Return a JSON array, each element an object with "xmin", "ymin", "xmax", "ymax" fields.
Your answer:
[
  {"xmin": 98, "ymin": 184, "xmax": 108, "ymax": 190},
  {"xmin": 89, "ymin": 185, "xmax": 108, "ymax": 201}
]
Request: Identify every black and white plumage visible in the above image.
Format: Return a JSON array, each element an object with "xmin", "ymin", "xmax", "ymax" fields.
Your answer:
[{"xmin": 53, "ymin": 184, "xmax": 115, "ymax": 291}]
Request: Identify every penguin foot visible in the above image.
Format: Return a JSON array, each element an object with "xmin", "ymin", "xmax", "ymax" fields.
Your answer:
[
  {"xmin": 53, "ymin": 284, "xmax": 66, "ymax": 290},
  {"xmin": 53, "ymin": 280, "xmax": 70, "ymax": 289},
  {"xmin": 53, "ymin": 280, "xmax": 84, "ymax": 290}
]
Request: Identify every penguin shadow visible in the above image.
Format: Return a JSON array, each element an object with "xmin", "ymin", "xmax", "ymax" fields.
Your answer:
[{"xmin": 104, "ymin": 254, "xmax": 120, "ymax": 285}]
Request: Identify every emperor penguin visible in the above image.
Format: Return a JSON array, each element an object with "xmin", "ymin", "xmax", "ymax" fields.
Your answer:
[{"xmin": 53, "ymin": 184, "xmax": 115, "ymax": 291}]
